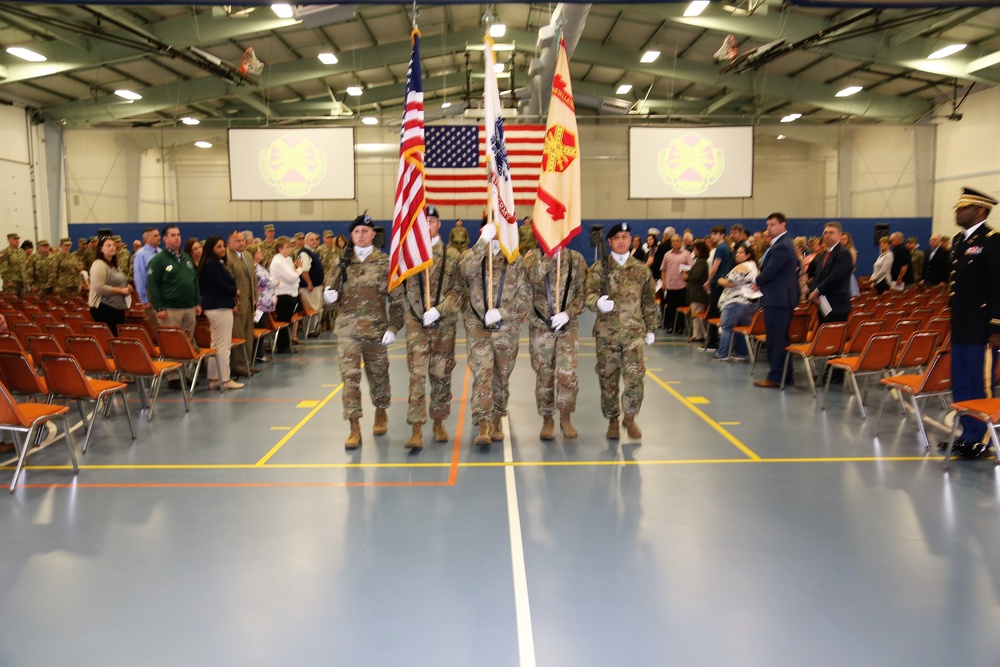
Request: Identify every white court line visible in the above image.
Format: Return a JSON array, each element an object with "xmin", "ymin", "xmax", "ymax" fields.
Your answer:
[{"xmin": 502, "ymin": 415, "xmax": 536, "ymax": 667}]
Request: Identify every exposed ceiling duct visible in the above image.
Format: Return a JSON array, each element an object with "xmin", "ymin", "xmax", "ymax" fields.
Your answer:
[{"xmin": 526, "ymin": 3, "xmax": 591, "ymax": 118}]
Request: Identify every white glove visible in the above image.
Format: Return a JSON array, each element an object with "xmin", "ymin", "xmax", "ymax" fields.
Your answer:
[
  {"xmin": 422, "ymin": 307, "xmax": 441, "ymax": 326},
  {"xmin": 484, "ymin": 308, "xmax": 502, "ymax": 326},
  {"xmin": 381, "ymin": 331, "xmax": 396, "ymax": 346},
  {"xmin": 550, "ymin": 312, "xmax": 570, "ymax": 330},
  {"xmin": 479, "ymin": 223, "xmax": 497, "ymax": 243},
  {"xmin": 645, "ymin": 332, "xmax": 655, "ymax": 346},
  {"xmin": 596, "ymin": 295, "xmax": 615, "ymax": 313},
  {"xmin": 323, "ymin": 287, "xmax": 339, "ymax": 304}
]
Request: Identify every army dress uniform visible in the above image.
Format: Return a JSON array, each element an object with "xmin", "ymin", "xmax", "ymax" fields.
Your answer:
[
  {"xmin": 401, "ymin": 238, "xmax": 464, "ymax": 447},
  {"xmin": 946, "ymin": 186, "xmax": 1000, "ymax": 457},
  {"xmin": 25, "ymin": 243, "xmax": 56, "ymax": 296},
  {"xmin": 327, "ymin": 244, "xmax": 404, "ymax": 442},
  {"xmin": 0, "ymin": 235, "xmax": 27, "ymax": 296},
  {"xmin": 527, "ymin": 249, "xmax": 589, "ymax": 440},
  {"xmin": 585, "ymin": 225, "xmax": 659, "ymax": 438},
  {"xmin": 457, "ymin": 234, "xmax": 530, "ymax": 445}
]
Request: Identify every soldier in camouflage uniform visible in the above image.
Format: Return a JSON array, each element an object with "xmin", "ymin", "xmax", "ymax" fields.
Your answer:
[
  {"xmin": 401, "ymin": 206, "xmax": 464, "ymax": 449},
  {"xmin": 448, "ymin": 218, "xmax": 469, "ymax": 253},
  {"xmin": 585, "ymin": 222, "xmax": 659, "ymax": 440},
  {"xmin": 53, "ymin": 237, "xmax": 83, "ymax": 296},
  {"xmin": 80, "ymin": 236, "xmax": 98, "ymax": 271},
  {"xmin": 317, "ymin": 230, "xmax": 341, "ymax": 332},
  {"xmin": 0, "ymin": 233, "xmax": 26, "ymax": 296},
  {"xmin": 25, "ymin": 240, "xmax": 56, "ymax": 296},
  {"xmin": 458, "ymin": 221, "xmax": 530, "ymax": 446},
  {"xmin": 323, "ymin": 214, "xmax": 404, "ymax": 449},
  {"xmin": 518, "ymin": 217, "xmax": 537, "ymax": 257},
  {"xmin": 528, "ymin": 246, "xmax": 589, "ymax": 440},
  {"xmin": 260, "ymin": 224, "xmax": 278, "ymax": 270},
  {"xmin": 114, "ymin": 236, "xmax": 132, "ymax": 281}
]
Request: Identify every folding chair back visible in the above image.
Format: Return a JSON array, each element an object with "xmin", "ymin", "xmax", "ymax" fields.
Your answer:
[
  {"xmin": 118, "ymin": 324, "xmax": 160, "ymax": 358},
  {"xmin": 109, "ymin": 337, "xmax": 158, "ymax": 377},
  {"xmin": 11, "ymin": 321, "xmax": 42, "ymax": 349},
  {"xmin": 926, "ymin": 317, "xmax": 950, "ymax": 338},
  {"xmin": 0, "ymin": 332, "xmax": 27, "ymax": 358},
  {"xmin": 43, "ymin": 323, "xmax": 74, "ymax": 351},
  {"xmin": 61, "ymin": 312, "xmax": 87, "ymax": 333},
  {"xmin": 882, "ymin": 310, "xmax": 908, "ymax": 332},
  {"xmin": 66, "ymin": 336, "xmax": 116, "ymax": 376},
  {"xmin": 845, "ymin": 320, "xmax": 884, "ymax": 355},
  {"xmin": 156, "ymin": 326, "xmax": 200, "ymax": 360},
  {"xmin": 194, "ymin": 318, "xmax": 213, "ymax": 350},
  {"xmin": 845, "ymin": 311, "xmax": 873, "ymax": 342},
  {"xmin": 807, "ymin": 322, "xmax": 847, "ymax": 357},
  {"xmin": 855, "ymin": 333, "xmax": 901, "ymax": 373},
  {"xmin": 81, "ymin": 322, "xmax": 114, "ymax": 356},
  {"xmin": 917, "ymin": 348, "xmax": 952, "ymax": 394},
  {"xmin": 894, "ymin": 330, "xmax": 940, "ymax": 371},
  {"xmin": 0, "ymin": 351, "xmax": 50, "ymax": 398},
  {"xmin": 30, "ymin": 312, "xmax": 57, "ymax": 325},
  {"xmin": 26, "ymin": 334, "xmax": 64, "ymax": 364},
  {"xmin": 787, "ymin": 309, "xmax": 812, "ymax": 345}
]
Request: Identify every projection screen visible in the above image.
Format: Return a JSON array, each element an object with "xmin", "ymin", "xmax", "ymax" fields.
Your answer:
[
  {"xmin": 629, "ymin": 126, "xmax": 753, "ymax": 199},
  {"xmin": 228, "ymin": 128, "xmax": 355, "ymax": 200}
]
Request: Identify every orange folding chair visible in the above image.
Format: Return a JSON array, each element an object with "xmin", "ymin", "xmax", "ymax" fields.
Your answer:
[
  {"xmin": 731, "ymin": 307, "xmax": 765, "ymax": 368},
  {"xmin": 66, "ymin": 335, "xmax": 118, "ymax": 379},
  {"xmin": 890, "ymin": 330, "xmax": 940, "ymax": 375},
  {"xmin": 117, "ymin": 324, "xmax": 161, "ymax": 358},
  {"xmin": 875, "ymin": 349, "xmax": 951, "ymax": 450},
  {"xmin": 0, "ymin": 351, "xmax": 51, "ymax": 402},
  {"xmin": 110, "ymin": 337, "xmax": 188, "ymax": 422},
  {"xmin": 0, "ymin": 332, "xmax": 32, "ymax": 367},
  {"xmin": 0, "ymin": 379, "xmax": 77, "ymax": 493},
  {"xmin": 822, "ymin": 332, "xmax": 901, "ymax": 419},
  {"xmin": 10, "ymin": 321, "xmax": 42, "ymax": 350},
  {"xmin": 81, "ymin": 322, "xmax": 115, "ymax": 357},
  {"xmin": 44, "ymin": 323, "xmax": 75, "ymax": 351},
  {"xmin": 196, "ymin": 318, "xmax": 252, "ymax": 377},
  {"xmin": 61, "ymin": 312, "xmax": 87, "ymax": 334},
  {"xmin": 156, "ymin": 327, "xmax": 221, "ymax": 396},
  {"xmin": 26, "ymin": 334, "xmax": 64, "ymax": 368},
  {"xmin": 781, "ymin": 322, "xmax": 848, "ymax": 396},
  {"xmin": 40, "ymin": 354, "xmax": 135, "ymax": 454},
  {"xmin": 943, "ymin": 397, "xmax": 1000, "ymax": 470}
]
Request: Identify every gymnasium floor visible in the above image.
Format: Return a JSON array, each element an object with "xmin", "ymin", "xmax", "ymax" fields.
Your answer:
[{"xmin": 2, "ymin": 315, "xmax": 999, "ymax": 667}]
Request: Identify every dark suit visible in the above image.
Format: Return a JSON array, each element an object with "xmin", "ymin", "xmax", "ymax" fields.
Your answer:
[
  {"xmin": 755, "ymin": 232, "xmax": 800, "ymax": 384},
  {"xmin": 227, "ymin": 247, "xmax": 257, "ymax": 375},
  {"xmin": 922, "ymin": 246, "xmax": 949, "ymax": 286},
  {"xmin": 809, "ymin": 243, "xmax": 853, "ymax": 323},
  {"xmin": 950, "ymin": 223, "xmax": 1000, "ymax": 442},
  {"xmin": 890, "ymin": 243, "xmax": 913, "ymax": 284}
]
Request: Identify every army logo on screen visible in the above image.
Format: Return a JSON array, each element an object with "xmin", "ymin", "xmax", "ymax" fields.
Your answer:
[
  {"xmin": 259, "ymin": 133, "xmax": 328, "ymax": 197},
  {"xmin": 656, "ymin": 131, "xmax": 725, "ymax": 196}
]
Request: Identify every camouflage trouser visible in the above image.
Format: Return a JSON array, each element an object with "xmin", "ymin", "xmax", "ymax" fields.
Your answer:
[
  {"xmin": 528, "ymin": 323, "xmax": 579, "ymax": 416},
  {"xmin": 466, "ymin": 324, "xmax": 520, "ymax": 425},
  {"xmin": 2, "ymin": 283, "xmax": 23, "ymax": 297},
  {"xmin": 338, "ymin": 336, "xmax": 391, "ymax": 420},
  {"xmin": 405, "ymin": 318, "xmax": 457, "ymax": 424},
  {"xmin": 595, "ymin": 336, "xmax": 646, "ymax": 419}
]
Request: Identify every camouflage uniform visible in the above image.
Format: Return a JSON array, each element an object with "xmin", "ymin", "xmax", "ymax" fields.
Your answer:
[
  {"xmin": 25, "ymin": 251, "xmax": 56, "ymax": 296},
  {"xmin": 448, "ymin": 225, "xmax": 470, "ymax": 253},
  {"xmin": 53, "ymin": 251, "xmax": 83, "ymax": 296},
  {"xmin": 457, "ymin": 241, "xmax": 530, "ymax": 425},
  {"xmin": 527, "ymin": 250, "xmax": 588, "ymax": 416},
  {"xmin": 261, "ymin": 240, "xmax": 278, "ymax": 271},
  {"xmin": 327, "ymin": 249, "xmax": 405, "ymax": 420},
  {"xmin": 402, "ymin": 240, "xmax": 464, "ymax": 425},
  {"xmin": 116, "ymin": 247, "xmax": 132, "ymax": 280},
  {"xmin": 318, "ymin": 239, "xmax": 341, "ymax": 331},
  {"xmin": 585, "ymin": 254, "xmax": 659, "ymax": 419},
  {"xmin": 519, "ymin": 222, "xmax": 538, "ymax": 257},
  {"xmin": 0, "ymin": 245, "xmax": 27, "ymax": 296}
]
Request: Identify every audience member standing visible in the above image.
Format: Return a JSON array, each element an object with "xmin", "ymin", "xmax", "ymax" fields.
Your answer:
[
  {"xmin": 921, "ymin": 234, "xmax": 949, "ymax": 286},
  {"xmin": 227, "ymin": 230, "xmax": 257, "ymax": 378},
  {"xmin": 0, "ymin": 233, "xmax": 26, "ymax": 297},
  {"xmin": 268, "ymin": 236, "xmax": 303, "ymax": 353},
  {"xmin": 132, "ymin": 227, "xmax": 161, "ymax": 328},
  {"xmin": 198, "ymin": 236, "xmax": 243, "ymax": 391},
  {"xmin": 889, "ymin": 231, "xmax": 912, "ymax": 289},
  {"xmin": 88, "ymin": 237, "xmax": 130, "ymax": 335},
  {"xmin": 871, "ymin": 236, "xmax": 893, "ymax": 293},
  {"xmin": 147, "ymin": 225, "xmax": 201, "ymax": 337},
  {"xmin": 753, "ymin": 212, "xmax": 800, "ymax": 388},
  {"xmin": 808, "ymin": 222, "xmax": 853, "ymax": 324},
  {"xmin": 660, "ymin": 234, "xmax": 692, "ymax": 333},
  {"xmin": 704, "ymin": 225, "xmax": 733, "ymax": 351}
]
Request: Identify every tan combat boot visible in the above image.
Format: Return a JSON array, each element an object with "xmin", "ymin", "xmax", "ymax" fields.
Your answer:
[
  {"xmin": 540, "ymin": 415, "xmax": 556, "ymax": 441},
  {"xmin": 623, "ymin": 414, "xmax": 642, "ymax": 438},
  {"xmin": 345, "ymin": 418, "xmax": 362, "ymax": 449},
  {"xmin": 560, "ymin": 410, "xmax": 578, "ymax": 439},
  {"xmin": 490, "ymin": 414, "xmax": 504, "ymax": 441},
  {"xmin": 606, "ymin": 418, "xmax": 620, "ymax": 440},
  {"xmin": 432, "ymin": 419, "xmax": 449, "ymax": 442},
  {"xmin": 475, "ymin": 421, "xmax": 491, "ymax": 446},
  {"xmin": 405, "ymin": 422, "xmax": 424, "ymax": 449},
  {"xmin": 373, "ymin": 407, "xmax": 389, "ymax": 435}
]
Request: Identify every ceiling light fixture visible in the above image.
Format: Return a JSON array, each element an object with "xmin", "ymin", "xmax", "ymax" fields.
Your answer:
[
  {"xmin": 346, "ymin": 85, "xmax": 363, "ymax": 96},
  {"xmin": 181, "ymin": 117, "xmax": 200, "ymax": 125},
  {"xmin": 441, "ymin": 101, "xmax": 452, "ymax": 109},
  {"xmin": 271, "ymin": 4, "xmax": 294, "ymax": 19},
  {"xmin": 928, "ymin": 44, "xmax": 966, "ymax": 59},
  {"xmin": 835, "ymin": 86, "xmax": 863, "ymax": 97},
  {"xmin": 361, "ymin": 117, "xmax": 378, "ymax": 125},
  {"xmin": 6, "ymin": 47, "xmax": 46, "ymax": 62},
  {"xmin": 494, "ymin": 62, "xmax": 505, "ymax": 74},
  {"xmin": 490, "ymin": 24, "xmax": 506, "ymax": 38},
  {"xmin": 114, "ymin": 90, "xmax": 142, "ymax": 101},
  {"xmin": 194, "ymin": 141, "xmax": 212, "ymax": 148},
  {"xmin": 777, "ymin": 134, "xmax": 786, "ymax": 140},
  {"xmin": 616, "ymin": 84, "xmax": 633, "ymax": 95},
  {"xmin": 684, "ymin": 1, "xmax": 710, "ymax": 17},
  {"xmin": 318, "ymin": 53, "xmax": 339, "ymax": 65},
  {"xmin": 640, "ymin": 50, "xmax": 660, "ymax": 64},
  {"xmin": 780, "ymin": 113, "xmax": 801, "ymax": 123}
]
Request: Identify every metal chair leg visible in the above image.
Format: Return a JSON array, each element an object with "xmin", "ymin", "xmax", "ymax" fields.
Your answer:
[
  {"xmin": 9, "ymin": 426, "xmax": 36, "ymax": 492},
  {"xmin": 63, "ymin": 415, "xmax": 78, "ymax": 474},
  {"xmin": 910, "ymin": 393, "xmax": 930, "ymax": 450},
  {"xmin": 943, "ymin": 412, "xmax": 962, "ymax": 470},
  {"xmin": 119, "ymin": 390, "xmax": 136, "ymax": 440}
]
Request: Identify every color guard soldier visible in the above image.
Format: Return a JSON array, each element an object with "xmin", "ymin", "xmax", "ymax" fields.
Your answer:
[
  {"xmin": 0, "ymin": 233, "xmax": 26, "ymax": 296},
  {"xmin": 939, "ymin": 186, "xmax": 1000, "ymax": 458},
  {"xmin": 585, "ymin": 222, "xmax": 659, "ymax": 439},
  {"xmin": 527, "ymin": 244, "xmax": 588, "ymax": 440},
  {"xmin": 323, "ymin": 214, "xmax": 405, "ymax": 449},
  {"xmin": 457, "ymin": 221, "xmax": 530, "ymax": 446},
  {"xmin": 401, "ymin": 205, "xmax": 464, "ymax": 449}
]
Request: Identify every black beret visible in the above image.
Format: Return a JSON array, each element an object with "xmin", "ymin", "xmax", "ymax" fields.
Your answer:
[
  {"xmin": 425, "ymin": 205, "xmax": 439, "ymax": 219},
  {"xmin": 606, "ymin": 222, "xmax": 631, "ymax": 239},
  {"xmin": 350, "ymin": 214, "xmax": 373, "ymax": 231}
]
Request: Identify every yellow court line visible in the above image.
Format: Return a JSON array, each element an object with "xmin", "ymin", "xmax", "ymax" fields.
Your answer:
[
  {"xmin": 646, "ymin": 369, "xmax": 762, "ymax": 461},
  {"xmin": 5, "ymin": 455, "xmax": 949, "ymax": 473},
  {"xmin": 719, "ymin": 421, "xmax": 741, "ymax": 426},
  {"xmin": 269, "ymin": 427, "xmax": 292, "ymax": 431},
  {"xmin": 255, "ymin": 382, "xmax": 345, "ymax": 466}
]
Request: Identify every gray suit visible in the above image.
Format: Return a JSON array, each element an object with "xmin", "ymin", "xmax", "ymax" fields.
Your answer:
[{"xmin": 227, "ymin": 248, "xmax": 257, "ymax": 374}]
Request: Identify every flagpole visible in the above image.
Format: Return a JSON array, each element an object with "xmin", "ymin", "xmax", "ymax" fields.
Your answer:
[
  {"xmin": 485, "ymin": 160, "xmax": 494, "ymax": 305},
  {"xmin": 555, "ymin": 249, "xmax": 561, "ymax": 308}
]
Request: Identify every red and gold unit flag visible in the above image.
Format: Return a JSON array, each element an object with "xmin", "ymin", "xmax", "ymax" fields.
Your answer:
[{"xmin": 532, "ymin": 37, "xmax": 582, "ymax": 256}]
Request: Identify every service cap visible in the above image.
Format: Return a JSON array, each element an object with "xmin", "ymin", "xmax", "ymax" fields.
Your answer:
[
  {"xmin": 263, "ymin": 224, "xmax": 275, "ymax": 232},
  {"xmin": 955, "ymin": 186, "xmax": 997, "ymax": 210},
  {"xmin": 6, "ymin": 233, "xmax": 19, "ymax": 240}
]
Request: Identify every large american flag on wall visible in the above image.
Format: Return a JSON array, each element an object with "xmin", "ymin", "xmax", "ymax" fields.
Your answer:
[{"xmin": 424, "ymin": 124, "xmax": 546, "ymax": 210}]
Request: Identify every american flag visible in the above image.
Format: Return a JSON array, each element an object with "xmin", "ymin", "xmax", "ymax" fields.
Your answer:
[
  {"xmin": 388, "ymin": 30, "xmax": 432, "ymax": 292},
  {"xmin": 424, "ymin": 124, "xmax": 546, "ymax": 210}
]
